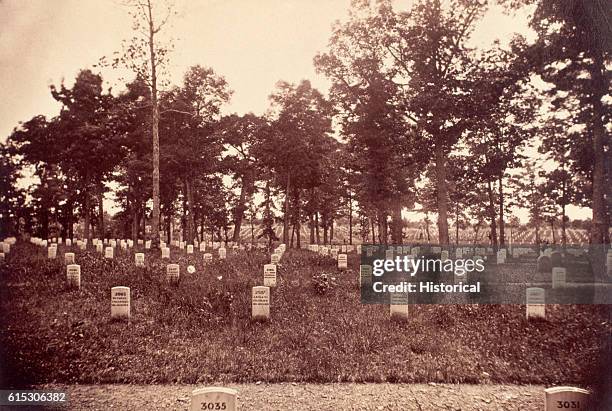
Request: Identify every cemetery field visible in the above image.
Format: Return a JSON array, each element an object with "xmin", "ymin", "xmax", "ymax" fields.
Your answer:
[{"xmin": 0, "ymin": 242, "xmax": 610, "ymax": 389}]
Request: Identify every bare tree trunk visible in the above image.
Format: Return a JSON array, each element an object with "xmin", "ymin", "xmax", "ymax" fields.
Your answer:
[
  {"xmin": 348, "ymin": 191, "xmax": 353, "ymax": 245},
  {"xmin": 371, "ymin": 216, "xmax": 376, "ymax": 244},
  {"xmin": 67, "ymin": 199, "xmax": 74, "ymax": 239},
  {"xmin": 84, "ymin": 186, "xmax": 91, "ymax": 240},
  {"xmin": 487, "ymin": 180, "xmax": 498, "ymax": 251},
  {"xmin": 498, "ymin": 174, "xmax": 505, "ymax": 246},
  {"xmin": 378, "ymin": 209, "xmax": 388, "ymax": 245},
  {"xmin": 98, "ymin": 184, "xmax": 105, "ymax": 238},
  {"xmin": 296, "ymin": 190, "xmax": 301, "ymax": 249},
  {"xmin": 232, "ymin": 174, "xmax": 251, "ymax": 243},
  {"xmin": 145, "ymin": 4, "xmax": 161, "ymax": 249},
  {"xmin": 185, "ymin": 178, "xmax": 196, "ymax": 244},
  {"xmin": 330, "ymin": 217, "xmax": 334, "ymax": 243},
  {"xmin": 561, "ymin": 203, "xmax": 567, "ymax": 248},
  {"xmin": 435, "ymin": 144, "xmax": 450, "ymax": 245},
  {"xmin": 551, "ymin": 220, "xmax": 556, "ymax": 244},
  {"xmin": 282, "ymin": 174, "xmax": 291, "ymax": 244},
  {"xmin": 590, "ymin": 53, "xmax": 610, "ymax": 247},
  {"xmin": 309, "ymin": 213, "xmax": 315, "ymax": 244},
  {"xmin": 315, "ymin": 212, "xmax": 320, "ymax": 244},
  {"xmin": 391, "ymin": 198, "xmax": 402, "ymax": 244},
  {"xmin": 455, "ymin": 203, "xmax": 459, "ymax": 245},
  {"xmin": 323, "ymin": 213, "xmax": 328, "ymax": 244},
  {"xmin": 131, "ymin": 210, "xmax": 138, "ymax": 243}
]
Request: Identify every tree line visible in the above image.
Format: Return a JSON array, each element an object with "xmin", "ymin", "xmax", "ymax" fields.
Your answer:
[{"xmin": 1, "ymin": 0, "xmax": 609, "ymax": 251}]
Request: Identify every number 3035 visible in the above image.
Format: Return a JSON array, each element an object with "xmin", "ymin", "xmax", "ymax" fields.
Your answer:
[
  {"xmin": 557, "ymin": 401, "xmax": 580, "ymax": 408},
  {"xmin": 200, "ymin": 402, "xmax": 226, "ymax": 410}
]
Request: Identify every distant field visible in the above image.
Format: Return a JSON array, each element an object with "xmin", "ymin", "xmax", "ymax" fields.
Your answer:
[{"xmin": 236, "ymin": 224, "xmax": 595, "ymax": 245}]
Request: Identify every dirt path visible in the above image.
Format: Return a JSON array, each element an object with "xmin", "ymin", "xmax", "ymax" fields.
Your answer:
[{"xmin": 31, "ymin": 383, "xmax": 546, "ymax": 410}]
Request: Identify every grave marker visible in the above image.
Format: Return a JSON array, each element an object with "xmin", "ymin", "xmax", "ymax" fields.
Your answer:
[
  {"xmin": 390, "ymin": 292, "xmax": 409, "ymax": 321},
  {"xmin": 199, "ymin": 243, "xmax": 206, "ymax": 252},
  {"xmin": 161, "ymin": 247, "xmax": 170, "ymax": 259},
  {"xmin": 544, "ymin": 387, "xmax": 590, "ymax": 411},
  {"xmin": 337, "ymin": 253, "xmax": 348, "ymax": 269},
  {"xmin": 218, "ymin": 248, "xmax": 226, "ymax": 260},
  {"xmin": 359, "ymin": 265, "xmax": 372, "ymax": 288},
  {"xmin": 48, "ymin": 247, "xmax": 57, "ymax": 259},
  {"xmin": 135, "ymin": 253, "xmax": 145, "ymax": 267},
  {"xmin": 497, "ymin": 250, "xmax": 506, "ymax": 264},
  {"xmin": 263, "ymin": 264, "xmax": 277, "ymax": 287},
  {"xmin": 526, "ymin": 287, "xmax": 546, "ymax": 319},
  {"xmin": 66, "ymin": 239, "xmax": 72, "ymax": 247},
  {"xmin": 64, "ymin": 252, "xmax": 75, "ymax": 265},
  {"xmin": 96, "ymin": 243, "xmax": 103, "ymax": 253},
  {"xmin": 190, "ymin": 387, "xmax": 238, "ymax": 411},
  {"xmin": 187, "ymin": 244, "xmax": 194, "ymax": 254},
  {"xmin": 105, "ymin": 247, "xmax": 114, "ymax": 259},
  {"xmin": 252, "ymin": 286, "xmax": 270, "ymax": 321},
  {"xmin": 203, "ymin": 253, "xmax": 213, "ymax": 263},
  {"xmin": 111, "ymin": 286, "xmax": 130, "ymax": 320},
  {"xmin": 66, "ymin": 264, "xmax": 81, "ymax": 289},
  {"xmin": 271, "ymin": 253, "xmax": 280, "ymax": 264},
  {"xmin": 166, "ymin": 264, "xmax": 180, "ymax": 284},
  {"xmin": 552, "ymin": 267, "xmax": 566, "ymax": 289}
]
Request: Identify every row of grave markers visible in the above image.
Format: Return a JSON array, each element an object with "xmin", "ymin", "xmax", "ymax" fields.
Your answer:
[
  {"xmin": 182, "ymin": 385, "xmax": 592, "ymax": 410},
  {"xmin": 251, "ymin": 243, "xmax": 287, "ymax": 321},
  {"xmin": 2, "ymin": 238, "xmax": 599, "ymax": 409}
]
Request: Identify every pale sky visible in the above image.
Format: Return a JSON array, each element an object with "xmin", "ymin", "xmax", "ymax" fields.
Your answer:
[
  {"xmin": 0, "ymin": 0, "xmax": 590, "ymax": 222},
  {"xmin": 0, "ymin": 0, "xmax": 534, "ymax": 139}
]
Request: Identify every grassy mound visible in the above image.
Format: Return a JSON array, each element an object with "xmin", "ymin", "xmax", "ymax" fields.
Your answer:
[{"xmin": 0, "ymin": 242, "xmax": 609, "ymax": 387}]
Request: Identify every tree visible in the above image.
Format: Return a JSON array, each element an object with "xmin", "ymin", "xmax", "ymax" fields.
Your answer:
[
  {"xmin": 316, "ymin": 0, "xmax": 488, "ymax": 245},
  {"xmin": 105, "ymin": 0, "xmax": 176, "ymax": 248},
  {"xmin": 216, "ymin": 113, "xmax": 268, "ymax": 243},
  {"xmin": 263, "ymin": 80, "xmax": 334, "ymax": 248},
  {"xmin": 8, "ymin": 115, "xmax": 63, "ymax": 238},
  {"xmin": 502, "ymin": 0, "xmax": 611, "ymax": 246},
  {"xmin": 0, "ymin": 143, "xmax": 25, "ymax": 236},
  {"xmin": 51, "ymin": 70, "xmax": 125, "ymax": 239},
  {"xmin": 159, "ymin": 65, "xmax": 231, "ymax": 243},
  {"xmin": 382, "ymin": 0, "xmax": 488, "ymax": 245},
  {"xmin": 315, "ymin": 7, "xmax": 421, "ymax": 245},
  {"xmin": 467, "ymin": 42, "xmax": 538, "ymax": 247},
  {"xmin": 510, "ymin": 161, "xmax": 548, "ymax": 245}
]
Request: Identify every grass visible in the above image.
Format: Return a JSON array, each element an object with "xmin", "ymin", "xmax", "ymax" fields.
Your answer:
[{"xmin": 0, "ymin": 242, "xmax": 610, "ymax": 388}]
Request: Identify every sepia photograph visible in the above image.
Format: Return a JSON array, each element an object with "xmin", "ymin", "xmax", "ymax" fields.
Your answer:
[{"xmin": 0, "ymin": 0, "xmax": 610, "ymax": 409}]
